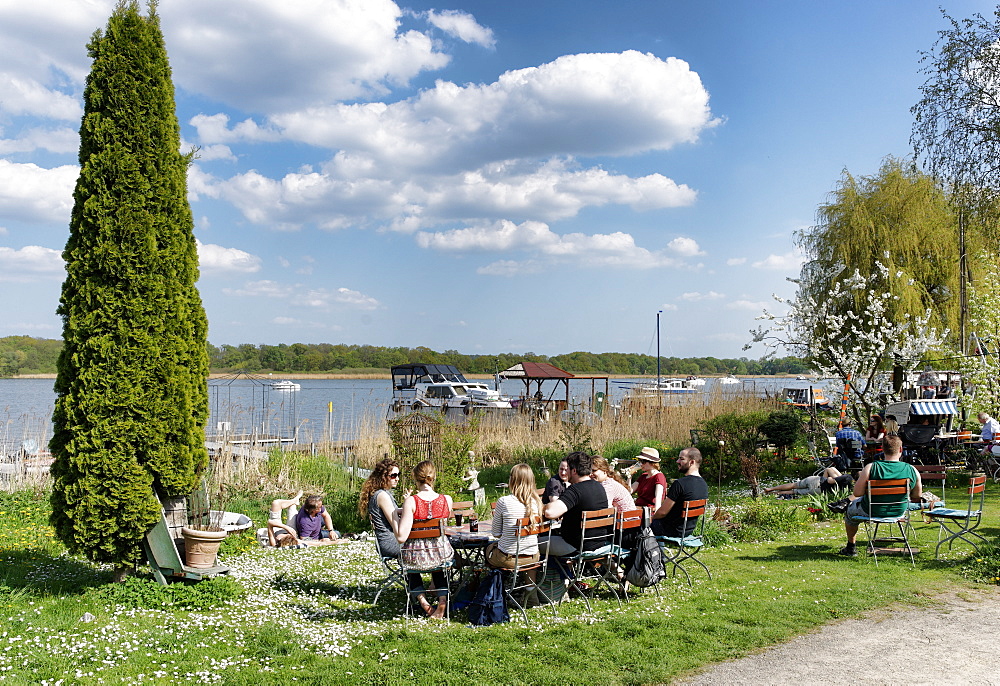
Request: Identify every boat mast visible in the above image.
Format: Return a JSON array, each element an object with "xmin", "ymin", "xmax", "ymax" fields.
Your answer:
[{"xmin": 656, "ymin": 309, "xmax": 662, "ymax": 386}]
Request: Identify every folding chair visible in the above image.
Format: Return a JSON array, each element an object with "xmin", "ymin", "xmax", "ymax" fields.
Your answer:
[
  {"xmin": 613, "ymin": 507, "xmax": 646, "ymax": 599},
  {"xmin": 656, "ymin": 499, "xmax": 711, "ymax": 586},
  {"xmin": 926, "ymin": 475, "xmax": 988, "ymax": 558},
  {"xmin": 855, "ymin": 478, "xmax": 915, "ymax": 566},
  {"xmin": 372, "ymin": 544, "xmax": 406, "ymax": 604},
  {"xmin": 399, "ymin": 518, "xmax": 454, "ymax": 620},
  {"xmin": 910, "ymin": 464, "xmax": 947, "ymax": 516},
  {"xmin": 559, "ymin": 507, "xmax": 620, "ymax": 611},
  {"xmin": 502, "ymin": 518, "xmax": 559, "ymax": 625}
]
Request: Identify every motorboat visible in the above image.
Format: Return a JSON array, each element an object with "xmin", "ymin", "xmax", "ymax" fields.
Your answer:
[
  {"xmin": 269, "ymin": 379, "xmax": 301, "ymax": 391},
  {"xmin": 783, "ymin": 387, "xmax": 831, "ymax": 410},
  {"xmin": 719, "ymin": 375, "xmax": 740, "ymax": 385},
  {"xmin": 685, "ymin": 375, "xmax": 706, "ymax": 387},
  {"xmin": 614, "ymin": 378, "xmax": 700, "ymax": 396},
  {"xmin": 390, "ymin": 363, "xmax": 512, "ymax": 414}
]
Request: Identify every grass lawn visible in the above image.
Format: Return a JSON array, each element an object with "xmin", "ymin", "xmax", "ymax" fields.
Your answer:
[{"xmin": 0, "ymin": 482, "xmax": 998, "ymax": 686}]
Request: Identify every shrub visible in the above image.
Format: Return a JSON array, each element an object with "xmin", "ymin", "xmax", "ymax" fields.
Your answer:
[
  {"xmin": 960, "ymin": 545, "xmax": 1000, "ymax": 585},
  {"xmin": 730, "ymin": 499, "xmax": 808, "ymax": 542},
  {"xmin": 88, "ymin": 574, "xmax": 245, "ymax": 610}
]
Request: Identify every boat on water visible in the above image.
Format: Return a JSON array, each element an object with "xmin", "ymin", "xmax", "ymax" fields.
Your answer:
[
  {"xmin": 685, "ymin": 375, "xmax": 706, "ymax": 387},
  {"xmin": 615, "ymin": 378, "xmax": 701, "ymax": 395},
  {"xmin": 719, "ymin": 374, "xmax": 740, "ymax": 385},
  {"xmin": 782, "ymin": 387, "xmax": 832, "ymax": 410},
  {"xmin": 269, "ymin": 379, "xmax": 301, "ymax": 391},
  {"xmin": 389, "ymin": 363, "xmax": 512, "ymax": 414}
]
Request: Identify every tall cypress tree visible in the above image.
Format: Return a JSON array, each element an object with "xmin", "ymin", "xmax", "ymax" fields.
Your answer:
[{"xmin": 50, "ymin": 0, "xmax": 209, "ymax": 569}]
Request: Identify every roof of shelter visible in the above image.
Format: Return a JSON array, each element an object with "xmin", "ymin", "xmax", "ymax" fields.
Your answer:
[{"xmin": 499, "ymin": 362, "xmax": 575, "ymax": 380}]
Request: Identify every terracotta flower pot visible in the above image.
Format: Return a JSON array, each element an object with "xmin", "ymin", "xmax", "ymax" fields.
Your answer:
[{"xmin": 181, "ymin": 526, "xmax": 227, "ymax": 569}]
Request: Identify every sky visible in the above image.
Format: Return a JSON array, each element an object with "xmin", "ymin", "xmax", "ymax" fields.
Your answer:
[{"xmin": 0, "ymin": 0, "xmax": 995, "ymax": 359}]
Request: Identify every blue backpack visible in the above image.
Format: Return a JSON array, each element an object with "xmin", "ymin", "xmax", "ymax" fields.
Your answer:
[{"xmin": 467, "ymin": 569, "xmax": 509, "ymax": 626}]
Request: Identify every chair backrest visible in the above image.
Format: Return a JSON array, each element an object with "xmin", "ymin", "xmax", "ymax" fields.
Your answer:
[
  {"xmin": 915, "ymin": 464, "xmax": 947, "ymax": 502},
  {"xmin": 965, "ymin": 475, "xmax": 987, "ymax": 512},
  {"xmin": 579, "ymin": 507, "xmax": 616, "ymax": 551},
  {"xmin": 512, "ymin": 517, "xmax": 549, "ymax": 569},
  {"xmin": 679, "ymin": 499, "xmax": 708, "ymax": 537},
  {"xmin": 407, "ymin": 518, "xmax": 445, "ymax": 541},
  {"xmin": 615, "ymin": 507, "xmax": 644, "ymax": 550},
  {"xmin": 451, "ymin": 500, "xmax": 476, "ymax": 522},
  {"xmin": 866, "ymin": 478, "xmax": 910, "ymax": 519}
]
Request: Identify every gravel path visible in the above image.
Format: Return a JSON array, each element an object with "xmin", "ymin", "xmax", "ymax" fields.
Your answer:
[{"xmin": 677, "ymin": 586, "xmax": 1000, "ymax": 685}]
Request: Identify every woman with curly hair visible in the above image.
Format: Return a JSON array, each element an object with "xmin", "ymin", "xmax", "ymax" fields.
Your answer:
[{"xmin": 358, "ymin": 457, "xmax": 404, "ymax": 558}]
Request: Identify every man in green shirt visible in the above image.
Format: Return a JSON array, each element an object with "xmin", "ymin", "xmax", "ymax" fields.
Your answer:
[{"xmin": 839, "ymin": 435, "xmax": 921, "ymax": 557}]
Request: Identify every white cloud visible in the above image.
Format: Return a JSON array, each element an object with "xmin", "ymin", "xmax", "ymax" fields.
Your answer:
[
  {"xmin": 476, "ymin": 259, "xmax": 543, "ymax": 277},
  {"xmin": 196, "ymin": 239, "xmax": 262, "ymax": 274},
  {"xmin": 752, "ymin": 251, "xmax": 806, "ymax": 271},
  {"xmin": 726, "ymin": 257, "xmax": 747, "ymax": 266},
  {"xmin": 0, "ymin": 126, "xmax": 78, "ymax": 154},
  {"xmin": 667, "ymin": 237, "xmax": 705, "ymax": 257},
  {"xmin": 659, "ymin": 304, "xmax": 679, "ymax": 311},
  {"xmin": 333, "ymin": 287, "xmax": 380, "ymax": 310},
  {"xmin": 0, "ymin": 245, "xmax": 64, "ymax": 281},
  {"xmin": 223, "ymin": 279, "xmax": 379, "ymax": 310},
  {"xmin": 222, "ymin": 280, "xmax": 294, "ymax": 298},
  {"xmin": 725, "ymin": 299, "xmax": 768, "ymax": 311},
  {"xmin": 0, "ymin": 160, "xmax": 76, "ymax": 224},
  {"xmin": 0, "ymin": 74, "xmax": 82, "ymax": 121},
  {"xmin": 162, "ymin": 0, "xmax": 450, "ymax": 113},
  {"xmin": 426, "ymin": 10, "xmax": 495, "ymax": 48},
  {"xmin": 272, "ymin": 51, "xmax": 718, "ymax": 167},
  {"xmin": 272, "ymin": 316, "xmax": 300, "ymax": 325},
  {"xmin": 416, "ymin": 219, "xmax": 691, "ymax": 271},
  {"xmin": 0, "ymin": 226, "xmax": 7, "ymax": 235},
  {"xmin": 678, "ymin": 291, "xmax": 725, "ymax": 301}
]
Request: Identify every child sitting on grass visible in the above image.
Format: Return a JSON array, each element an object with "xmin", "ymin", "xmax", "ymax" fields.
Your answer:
[{"xmin": 265, "ymin": 492, "xmax": 344, "ymax": 548}]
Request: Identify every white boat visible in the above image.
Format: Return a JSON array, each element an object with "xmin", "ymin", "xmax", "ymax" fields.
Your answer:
[
  {"xmin": 269, "ymin": 379, "xmax": 301, "ymax": 391},
  {"xmin": 719, "ymin": 375, "xmax": 740, "ymax": 385},
  {"xmin": 390, "ymin": 363, "xmax": 512, "ymax": 414},
  {"xmin": 685, "ymin": 375, "xmax": 706, "ymax": 387},
  {"xmin": 615, "ymin": 378, "xmax": 701, "ymax": 396}
]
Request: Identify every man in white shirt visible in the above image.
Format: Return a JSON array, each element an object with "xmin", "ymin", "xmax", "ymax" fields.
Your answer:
[{"xmin": 977, "ymin": 412, "xmax": 1000, "ymax": 456}]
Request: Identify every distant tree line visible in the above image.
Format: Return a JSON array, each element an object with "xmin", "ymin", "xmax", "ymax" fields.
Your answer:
[
  {"xmin": 0, "ymin": 336, "xmax": 63, "ymax": 376},
  {"xmin": 0, "ymin": 337, "xmax": 810, "ymax": 377},
  {"xmin": 204, "ymin": 342, "xmax": 808, "ymax": 376}
]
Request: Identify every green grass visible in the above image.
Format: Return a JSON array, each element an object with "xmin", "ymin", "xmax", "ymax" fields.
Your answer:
[{"xmin": 0, "ymin": 479, "xmax": 997, "ymax": 685}]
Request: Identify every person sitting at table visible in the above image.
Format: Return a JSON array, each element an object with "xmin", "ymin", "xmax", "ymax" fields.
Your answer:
[
  {"xmin": 865, "ymin": 414, "xmax": 885, "ymax": 442},
  {"xmin": 541, "ymin": 452, "xmax": 610, "ymax": 557},
  {"xmin": 627, "ymin": 447, "xmax": 667, "ymax": 511},
  {"xmin": 763, "ymin": 467, "xmax": 854, "ymax": 498},
  {"xmin": 591, "ymin": 456, "xmax": 636, "ymax": 514},
  {"xmin": 396, "ymin": 460, "xmax": 454, "ymax": 619},
  {"xmin": 487, "ymin": 463, "xmax": 542, "ymax": 570},
  {"xmin": 884, "ymin": 415, "xmax": 899, "ymax": 437},
  {"xmin": 542, "ymin": 458, "xmax": 570, "ymax": 503},
  {"xmin": 358, "ymin": 457, "xmax": 404, "ymax": 558},
  {"xmin": 976, "ymin": 412, "xmax": 1000, "ymax": 456}
]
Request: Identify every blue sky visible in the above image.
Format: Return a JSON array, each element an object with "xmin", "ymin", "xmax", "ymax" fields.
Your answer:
[{"xmin": 0, "ymin": 0, "xmax": 993, "ymax": 358}]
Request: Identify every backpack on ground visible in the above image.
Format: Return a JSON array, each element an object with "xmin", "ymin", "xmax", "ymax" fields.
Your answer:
[
  {"xmin": 467, "ymin": 569, "xmax": 509, "ymax": 626},
  {"xmin": 625, "ymin": 517, "xmax": 666, "ymax": 588}
]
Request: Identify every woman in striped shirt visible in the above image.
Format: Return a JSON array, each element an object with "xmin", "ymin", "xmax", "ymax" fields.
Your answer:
[{"xmin": 487, "ymin": 463, "xmax": 543, "ymax": 569}]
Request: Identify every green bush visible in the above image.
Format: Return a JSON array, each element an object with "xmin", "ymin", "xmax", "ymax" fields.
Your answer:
[
  {"xmin": 960, "ymin": 544, "xmax": 1000, "ymax": 585},
  {"xmin": 730, "ymin": 499, "xmax": 808, "ymax": 542},
  {"xmin": 600, "ymin": 438, "xmax": 672, "ymax": 464}
]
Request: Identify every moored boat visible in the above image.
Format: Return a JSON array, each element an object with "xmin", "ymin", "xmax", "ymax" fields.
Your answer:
[{"xmin": 389, "ymin": 363, "xmax": 512, "ymax": 414}]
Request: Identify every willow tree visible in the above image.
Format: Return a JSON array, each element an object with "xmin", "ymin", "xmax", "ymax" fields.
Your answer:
[
  {"xmin": 795, "ymin": 157, "xmax": 982, "ymax": 347},
  {"xmin": 50, "ymin": 1, "xmax": 209, "ymax": 572}
]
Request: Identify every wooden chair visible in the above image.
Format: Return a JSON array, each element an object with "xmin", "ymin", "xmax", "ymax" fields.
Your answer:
[
  {"xmin": 855, "ymin": 478, "xmax": 915, "ymax": 566},
  {"xmin": 501, "ymin": 518, "xmax": 558, "ymax": 625},
  {"xmin": 398, "ymin": 518, "xmax": 454, "ymax": 620},
  {"xmin": 559, "ymin": 507, "xmax": 620, "ymax": 611},
  {"xmin": 926, "ymin": 475, "xmax": 988, "ymax": 558},
  {"xmin": 613, "ymin": 507, "xmax": 646, "ymax": 599},
  {"xmin": 656, "ymin": 499, "xmax": 712, "ymax": 586}
]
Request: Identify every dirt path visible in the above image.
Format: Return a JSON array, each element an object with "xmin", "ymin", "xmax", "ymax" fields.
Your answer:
[{"xmin": 678, "ymin": 586, "xmax": 1000, "ymax": 685}]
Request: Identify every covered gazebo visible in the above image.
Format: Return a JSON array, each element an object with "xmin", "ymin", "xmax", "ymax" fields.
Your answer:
[{"xmin": 499, "ymin": 362, "xmax": 609, "ymax": 413}]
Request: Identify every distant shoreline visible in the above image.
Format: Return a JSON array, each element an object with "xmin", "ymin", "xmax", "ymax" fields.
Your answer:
[{"xmin": 11, "ymin": 372, "xmax": 806, "ymax": 381}]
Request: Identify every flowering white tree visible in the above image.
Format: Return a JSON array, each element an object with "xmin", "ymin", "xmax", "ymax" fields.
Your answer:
[
  {"xmin": 958, "ymin": 251, "xmax": 1000, "ymax": 418},
  {"xmin": 748, "ymin": 260, "xmax": 947, "ymax": 422}
]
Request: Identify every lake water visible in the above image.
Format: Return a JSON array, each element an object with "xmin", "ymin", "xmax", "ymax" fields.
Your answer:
[{"xmin": 0, "ymin": 375, "xmax": 833, "ymax": 453}]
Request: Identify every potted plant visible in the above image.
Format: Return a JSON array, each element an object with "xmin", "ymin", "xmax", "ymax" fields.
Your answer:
[{"xmin": 180, "ymin": 480, "xmax": 230, "ymax": 569}]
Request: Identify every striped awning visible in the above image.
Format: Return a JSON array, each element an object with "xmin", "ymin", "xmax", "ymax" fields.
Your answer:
[{"xmin": 910, "ymin": 400, "xmax": 957, "ymax": 415}]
